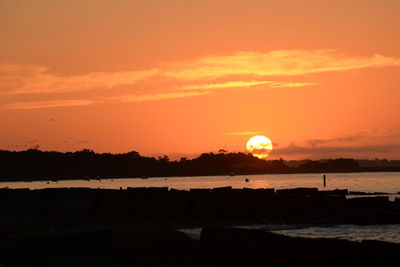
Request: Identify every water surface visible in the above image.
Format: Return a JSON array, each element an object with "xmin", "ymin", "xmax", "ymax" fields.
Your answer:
[
  {"xmin": 2, "ymin": 172, "xmax": 400, "ymax": 194},
  {"xmin": 180, "ymin": 224, "xmax": 400, "ymax": 244}
]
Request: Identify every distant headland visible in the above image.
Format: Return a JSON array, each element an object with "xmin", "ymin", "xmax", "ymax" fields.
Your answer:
[{"xmin": 1, "ymin": 149, "xmax": 400, "ymax": 181}]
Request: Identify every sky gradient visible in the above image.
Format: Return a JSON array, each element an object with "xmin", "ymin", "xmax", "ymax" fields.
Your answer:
[{"xmin": 1, "ymin": 0, "xmax": 400, "ymax": 160}]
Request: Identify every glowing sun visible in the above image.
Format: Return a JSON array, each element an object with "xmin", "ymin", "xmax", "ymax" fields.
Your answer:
[{"xmin": 246, "ymin": 135, "xmax": 273, "ymax": 159}]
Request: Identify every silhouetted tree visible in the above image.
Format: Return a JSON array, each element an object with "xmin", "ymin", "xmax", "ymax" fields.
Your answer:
[{"xmin": 0, "ymin": 149, "xmax": 396, "ymax": 181}]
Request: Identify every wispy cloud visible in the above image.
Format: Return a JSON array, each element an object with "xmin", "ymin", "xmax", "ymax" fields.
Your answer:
[
  {"xmin": 267, "ymin": 81, "xmax": 316, "ymax": 88},
  {"xmin": 305, "ymin": 135, "xmax": 365, "ymax": 148},
  {"xmin": 271, "ymin": 131, "xmax": 400, "ymax": 159},
  {"xmin": 116, "ymin": 91, "xmax": 212, "ymax": 103},
  {"xmin": 165, "ymin": 50, "xmax": 400, "ymax": 80},
  {"xmin": 0, "ymin": 63, "xmax": 158, "ymax": 95},
  {"xmin": 273, "ymin": 144, "xmax": 400, "ymax": 157},
  {"xmin": 179, "ymin": 80, "xmax": 315, "ymax": 90},
  {"xmin": 1, "ymin": 92, "xmax": 212, "ymax": 110},
  {"xmin": 2, "ymin": 99, "xmax": 96, "ymax": 110},
  {"xmin": 304, "ymin": 130, "xmax": 400, "ymax": 148},
  {"xmin": 1, "ymin": 49, "xmax": 399, "ymax": 109}
]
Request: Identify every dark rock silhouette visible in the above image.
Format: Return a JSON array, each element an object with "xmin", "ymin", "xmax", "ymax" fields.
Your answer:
[
  {"xmin": 1, "ymin": 187, "xmax": 400, "ymax": 266},
  {"xmin": 276, "ymin": 187, "xmax": 318, "ymax": 196},
  {"xmin": 319, "ymin": 189, "xmax": 349, "ymax": 195}
]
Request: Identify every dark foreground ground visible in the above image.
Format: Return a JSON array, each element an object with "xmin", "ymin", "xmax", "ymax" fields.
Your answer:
[{"xmin": 1, "ymin": 186, "xmax": 400, "ymax": 266}]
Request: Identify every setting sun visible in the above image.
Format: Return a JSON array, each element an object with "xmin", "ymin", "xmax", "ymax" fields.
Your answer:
[{"xmin": 246, "ymin": 136, "xmax": 273, "ymax": 159}]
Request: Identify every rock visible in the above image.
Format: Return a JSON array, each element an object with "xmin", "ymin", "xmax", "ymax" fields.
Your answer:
[
  {"xmin": 319, "ymin": 189, "xmax": 348, "ymax": 196},
  {"xmin": 111, "ymin": 227, "xmax": 194, "ymax": 253},
  {"xmin": 189, "ymin": 188, "xmax": 211, "ymax": 195},
  {"xmin": 211, "ymin": 186, "xmax": 232, "ymax": 194},
  {"xmin": 276, "ymin": 187, "xmax": 318, "ymax": 196},
  {"xmin": 394, "ymin": 197, "xmax": 400, "ymax": 210},
  {"xmin": 127, "ymin": 187, "xmax": 147, "ymax": 193},
  {"xmin": 349, "ymin": 191, "xmax": 389, "ymax": 195},
  {"xmin": 374, "ymin": 210, "xmax": 400, "ymax": 223},
  {"xmin": 147, "ymin": 187, "xmax": 168, "ymax": 194},
  {"xmin": 169, "ymin": 188, "xmax": 188, "ymax": 194}
]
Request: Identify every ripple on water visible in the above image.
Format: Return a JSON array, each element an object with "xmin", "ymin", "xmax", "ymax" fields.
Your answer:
[
  {"xmin": 270, "ymin": 224, "xmax": 400, "ymax": 244},
  {"xmin": 179, "ymin": 224, "xmax": 400, "ymax": 244}
]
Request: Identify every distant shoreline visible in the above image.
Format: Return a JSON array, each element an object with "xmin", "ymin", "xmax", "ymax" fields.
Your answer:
[{"xmin": 1, "ymin": 149, "xmax": 400, "ymax": 182}]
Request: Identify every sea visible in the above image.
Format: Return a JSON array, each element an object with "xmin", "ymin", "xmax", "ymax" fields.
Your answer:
[
  {"xmin": 179, "ymin": 224, "xmax": 400, "ymax": 244},
  {"xmin": 2, "ymin": 171, "xmax": 400, "ymax": 194},
  {"xmin": 2, "ymin": 171, "xmax": 400, "ymax": 244}
]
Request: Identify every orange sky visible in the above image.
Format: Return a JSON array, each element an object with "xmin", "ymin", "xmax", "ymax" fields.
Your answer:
[{"xmin": 1, "ymin": 0, "xmax": 400, "ymax": 160}]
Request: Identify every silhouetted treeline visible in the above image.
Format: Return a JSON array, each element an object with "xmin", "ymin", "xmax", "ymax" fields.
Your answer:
[
  {"xmin": 357, "ymin": 158, "xmax": 400, "ymax": 168},
  {"xmin": 296, "ymin": 158, "xmax": 359, "ymax": 173},
  {"xmin": 0, "ymin": 149, "xmax": 399, "ymax": 181}
]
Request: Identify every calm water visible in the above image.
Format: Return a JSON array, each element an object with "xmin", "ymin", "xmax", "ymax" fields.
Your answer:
[
  {"xmin": 271, "ymin": 224, "xmax": 400, "ymax": 244},
  {"xmin": 180, "ymin": 224, "xmax": 400, "ymax": 244},
  {"xmin": 2, "ymin": 172, "xmax": 400, "ymax": 193}
]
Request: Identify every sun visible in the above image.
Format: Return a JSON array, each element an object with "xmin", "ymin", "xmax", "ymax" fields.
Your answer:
[{"xmin": 246, "ymin": 135, "xmax": 273, "ymax": 159}]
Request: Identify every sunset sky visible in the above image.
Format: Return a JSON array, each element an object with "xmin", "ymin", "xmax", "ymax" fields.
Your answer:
[{"xmin": 1, "ymin": 0, "xmax": 400, "ymax": 160}]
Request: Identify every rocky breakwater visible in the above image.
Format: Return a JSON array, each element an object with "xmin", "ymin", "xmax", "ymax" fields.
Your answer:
[
  {"xmin": 1, "ymin": 186, "xmax": 400, "ymax": 266},
  {"xmin": 1, "ymin": 186, "xmax": 400, "ymax": 229}
]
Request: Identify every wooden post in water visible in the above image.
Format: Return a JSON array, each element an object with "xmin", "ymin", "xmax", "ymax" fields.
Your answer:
[{"xmin": 323, "ymin": 174, "xmax": 326, "ymax": 187}]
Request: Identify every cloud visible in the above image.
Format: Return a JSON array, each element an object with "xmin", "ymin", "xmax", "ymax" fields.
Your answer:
[
  {"xmin": 0, "ymin": 63, "xmax": 158, "ymax": 95},
  {"xmin": 273, "ymin": 144, "xmax": 400, "ymax": 156},
  {"xmin": 2, "ymin": 99, "xmax": 96, "ymax": 110},
  {"xmin": 115, "ymin": 91, "xmax": 212, "ymax": 103},
  {"xmin": 1, "ymin": 49, "xmax": 399, "ymax": 109},
  {"xmin": 227, "ymin": 131, "xmax": 261, "ymax": 136},
  {"xmin": 1, "ymin": 91, "xmax": 212, "ymax": 110},
  {"xmin": 179, "ymin": 80, "xmax": 315, "ymax": 90},
  {"xmin": 269, "ymin": 131, "xmax": 400, "ymax": 159},
  {"xmin": 306, "ymin": 135, "xmax": 365, "ymax": 147},
  {"xmin": 165, "ymin": 50, "xmax": 400, "ymax": 80},
  {"xmin": 2, "ymin": 50, "xmax": 398, "ymax": 96},
  {"xmin": 267, "ymin": 81, "xmax": 316, "ymax": 88},
  {"xmin": 304, "ymin": 130, "xmax": 400, "ymax": 148}
]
